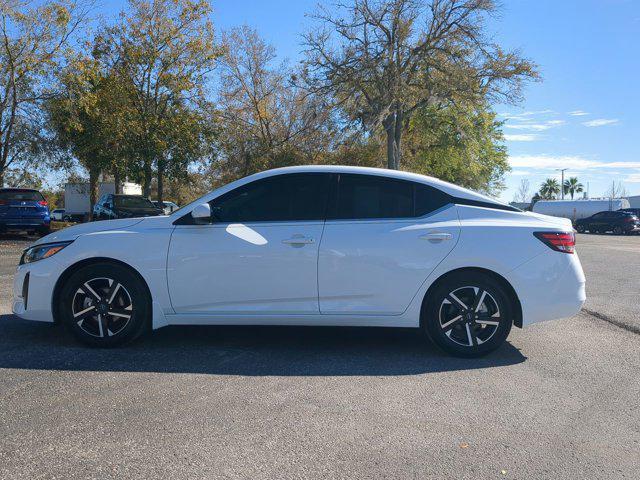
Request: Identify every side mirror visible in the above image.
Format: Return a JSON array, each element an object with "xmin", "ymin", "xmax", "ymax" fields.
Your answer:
[{"xmin": 191, "ymin": 203, "xmax": 212, "ymax": 224}]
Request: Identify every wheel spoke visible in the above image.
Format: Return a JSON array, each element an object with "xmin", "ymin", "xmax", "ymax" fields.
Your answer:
[
  {"xmin": 472, "ymin": 289, "xmax": 487, "ymax": 312},
  {"xmin": 441, "ymin": 315, "xmax": 463, "ymax": 330},
  {"xmin": 97, "ymin": 314, "xmax": 104, "ymax": 337},
  {"xmin": 106, "ymin": 281, "xmax": 121, "ymax": 305},
  {"xmin": 464, "ymin": 323, "xmax": 476, "ymax": 346},
  {"xmin": 80, "ymin": 282, "xmax": 101, "ymax": 302},
  {"xmin": 447, "ymin": 292, "xmax": 469, "ymax": 311},
  {"xmin": 108, "ymin": 308, "xmax": 131, "ymax": 319},
  {"xmin": 476, "ymin": 319, "xmax": 500, "ymax": 326},
  {"xmin": 73, "ymin": 305, "xmax": 95, "ymax": 319}
]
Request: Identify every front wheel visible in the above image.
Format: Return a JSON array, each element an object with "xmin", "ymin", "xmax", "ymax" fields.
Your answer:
[
  {"xmin": 423, "ymin": 272, "xmax": 514, "ymax": 357},
  {"xmin": 575, "ymin": 224, "xmax": 585, "ymax": 233},
  {"xmin": 59, "ymin": 263, "xmax": 150, "ymax": 347},
  {"xmin": 613, "ymin": 226, "xmax": 623, "ymax": 235}
]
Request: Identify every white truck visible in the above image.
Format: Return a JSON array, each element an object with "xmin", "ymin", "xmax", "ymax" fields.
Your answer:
[
  {"xmin": 64, "ymin": 182, "xmax": 142, "ymax": 222},
  {"xmin": 532, "ymin": 198, "xmax": 630, "ymax": 222}
]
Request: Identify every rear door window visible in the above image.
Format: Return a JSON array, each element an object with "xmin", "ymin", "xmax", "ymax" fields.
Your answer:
[
  {"xmin": 328, "ymin": 174, "xmax": 450, "ymax": 220},
  {"xmin": 0, "ymin": 190, "xmax": 44, "ymax": 202}
]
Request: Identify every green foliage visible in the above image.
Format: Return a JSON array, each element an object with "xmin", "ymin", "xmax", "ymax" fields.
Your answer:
[
  {"xmin": 403, "ymin": 104, "xmax": 509, "ymax": 195},
  {"xmin": 539, "ymin": 178, "xmax": 561, "ymax": 199},
  {"xmin": 563, "ymin": 177, "xmax": 584, "ymax": 200}
]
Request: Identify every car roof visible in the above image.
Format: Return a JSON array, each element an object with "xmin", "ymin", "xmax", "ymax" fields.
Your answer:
[{"xmin": 0, "ymin": 188, "xmax": 40, "ymax": 192}]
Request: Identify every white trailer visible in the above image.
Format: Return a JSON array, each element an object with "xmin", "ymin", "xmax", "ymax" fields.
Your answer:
[
  {"xmin": 64, "ymin": 182, "xmax": 142, "ymax": 221},
  {"xmin": 532, "ymin": 199, "xmax": 630, "ymax": 221}
]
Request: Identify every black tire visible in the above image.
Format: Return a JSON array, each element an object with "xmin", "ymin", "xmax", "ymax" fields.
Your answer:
[
  {"xmin": 575, "ymin": 224, "xmax": 585, "ymax": 234},
  {"xmin": 422, "ymin": 271, "xmax": 513, "ymax": 357},
  {"xmin": 613, "ymin": 226, "xmax": 623, "ymax": 235},
  {"xmin": 63, "ymin": 215, "xmax": 72, "ymax": 222},
  {"xmin": 59, "ymin": 263, "xmax": 150, "ymax": 347}
]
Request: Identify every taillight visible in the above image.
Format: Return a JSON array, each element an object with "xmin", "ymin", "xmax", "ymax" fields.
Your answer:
[
  {"xmin": 533, "ymin": 231, "xmax": 575, "ymax": 254},
  {"xmin": 0, "ymin": 199, "xmax": 7, "ymax": 206},
  {"xmin": 624, "ymin": 216, "xmax": 636, "ymax": 223},
  {"xmin": 38, "ymin": 200, "xmax": 47, "ymax": 206}
]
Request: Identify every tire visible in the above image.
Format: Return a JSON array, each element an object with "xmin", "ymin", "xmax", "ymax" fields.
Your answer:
[
  {"xmin": 613, "ymin": 226, "xmax": 623, "ymax": 235},
  {"xmin": 422, "ymin": 271, "xmax": 514, "ymax": 357},
  {"xmin": 38, "ymin": 226, "xmax": 50, "ymax": 237},
  {"xmin": 59, "ymin": 263, "xmax": 150, "ymax": 347},
  {"xmin": 63, "ymin": 215, "xmax": 72, "ymax": 222},
  {"xmin": 575, "ymin": 224, "xmax": 585, "ymax": 233}
]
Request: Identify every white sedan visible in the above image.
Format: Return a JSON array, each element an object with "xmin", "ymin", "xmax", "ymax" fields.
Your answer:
[{"xmin": 12, "ymin": 166, "xmax": 585, "ymax": 356}]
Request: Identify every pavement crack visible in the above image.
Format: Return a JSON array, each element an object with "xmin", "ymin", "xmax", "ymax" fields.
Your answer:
[{"xmin": 582, "ymin": 308, "xmax": 640, "ymax": 336}]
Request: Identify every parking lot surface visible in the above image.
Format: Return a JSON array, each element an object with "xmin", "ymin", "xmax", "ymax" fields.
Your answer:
[{"xmin": 0, "ymin": 233, "xmax": 639, "ymax": 479}]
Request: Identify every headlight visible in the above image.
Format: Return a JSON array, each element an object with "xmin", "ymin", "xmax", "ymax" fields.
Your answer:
[{"xmin": 20, "ymin": 241, "xmax": 73, "ymax": 265}]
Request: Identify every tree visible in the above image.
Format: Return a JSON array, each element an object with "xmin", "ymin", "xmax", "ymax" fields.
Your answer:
[
  {"xmin": 514, "ymin": 178, "xmax": 531, "ymax": 203},
  {"xmin": 539, "ymin": 178, "xmax": 560, "ymax": 200},
  {"xmin": 302, "ymin": 0, "xmax": 539, "ymax": 170},
  {"xmin": 0, "ymin": 0, "xmax": 88, "ymax": 186},
  {"xmin": 103, "ymin": 0, "xmax": 221, "ymax": 200},
  {"xmin": 403, "ymin": 102, "xmax": 509, "ymax": 195},
  {"xmin": 563, "ymin": 177, "xmax": 583, "ymax": 200},
  {"xmin": 215, "ymin": 25, "xmax": 336, "ymax": 183},
  {"xmin": 47, "ymin": 51, "xmax": 133, "ymax": 218},
  {"xmin": 604, "ymin": 181, "xmax": 626, "ymax": 199}
]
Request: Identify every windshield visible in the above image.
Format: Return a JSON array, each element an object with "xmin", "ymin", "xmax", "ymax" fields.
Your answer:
[
  {"xmin": 113, "ymin": 196, "xmax": 156, "ymax": 209},
  {"xmin": 0, "ymin": 190, "xmax": 44, "ymax": 202}
]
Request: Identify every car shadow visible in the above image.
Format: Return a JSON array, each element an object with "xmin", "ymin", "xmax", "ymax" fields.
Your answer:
[{"xmin": 0, "ymin": 314, "xmax": 527, "ymax": 376}]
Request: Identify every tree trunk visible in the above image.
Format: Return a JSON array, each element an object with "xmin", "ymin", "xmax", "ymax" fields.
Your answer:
[
  {"xmin": 0, "ymin": 169, "xmax": 4, "ymax": 188},
  {"xmin": 157, "ymin": 159, "xmax": 164, "ymax": 203},
  {"xmin": 383, "ymin": 111, "xmax": 402, "ymax": 170},
  {"xmin": 89, "ymin": 167, "xmax": 100, "ymax": 221},
  {"xmin": 114, "ymin": 168, "xmax": 121, "ymax": 194},
  {"xmin": 142, "ymin": 159, "xmax": 152, "ymax": 198}
]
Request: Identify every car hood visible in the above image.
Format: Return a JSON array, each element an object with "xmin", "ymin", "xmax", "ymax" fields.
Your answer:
[{"xmin": 34, "ymin": 218, "xmax": 145, "ymax": 245}]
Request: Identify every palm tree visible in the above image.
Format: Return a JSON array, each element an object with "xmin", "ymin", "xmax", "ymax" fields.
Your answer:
[
  {"xmin": 539, "ymin": 178, "xmax": 561, "ymax": 199},
  {"xmin": 563, "ymin": 177, "xmax": 584, "ymax": 200}
]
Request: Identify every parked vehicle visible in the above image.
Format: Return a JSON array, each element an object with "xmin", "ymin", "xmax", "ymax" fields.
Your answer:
[
  {"xmin": 13, "ymin": 166, "xmax": 585, "ymax": 357},
  {"xmin": 532, "ymin": 199, "xmax": 630, "ymax": 222},
  {"xmin": 619, "ymin": 208, "xmax": 640, "ymax": 218},
  {"xmin": 153, "ymin": 200, "xmax": 180, "ymax": 215},
  {"xmin": 92, "ymin": 194, "xmax": 163, "ymax": 220},
  {"xmin": 0, "ymin": 188, "xmax": 50, "ymax": 236},
  {"xmin": 51, "ymin": 209, "xmax": 66, "ymax": 221},
  {"xmin": 575, "ymin": 210, "xmax": 640, "ymax": 234},
  {"xmin": 65, "ymin": 182, "xmax": 142, "ymax": 221}
]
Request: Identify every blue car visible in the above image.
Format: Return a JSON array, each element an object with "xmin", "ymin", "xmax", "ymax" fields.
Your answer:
[{"xmin": 0, "ymin": 188, "xmax": 51, "ymax": 236}]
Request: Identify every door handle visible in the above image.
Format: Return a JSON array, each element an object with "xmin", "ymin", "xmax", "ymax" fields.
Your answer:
[
  {"xmin": 420, "ymin": 232, "xmax": 453, "ymax": 242},
  {"xmin": 282, "ymin": 235, "xmax": 314, "ymax": 245}
]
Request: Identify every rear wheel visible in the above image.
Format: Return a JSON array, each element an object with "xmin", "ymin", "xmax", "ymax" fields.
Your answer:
[
  {"xmin": 423, "ymin": 272, "xmax": 513, "ymax": 357},
  {"xmin": 59, "ymin": 263, "xmax": 150, "ymax": 347}
]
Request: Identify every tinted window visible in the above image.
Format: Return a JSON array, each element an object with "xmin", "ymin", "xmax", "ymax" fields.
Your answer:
[
  {"xmin": 114, "ymin": 196, "xmax": 156, "ymax": 209},
  {"xmin": 0, "ymin": 189, "xmax": 44, "ymax": 202},
  {"xmin": 210, "ymin": 173, "xmax": 331, "ymax": 223},
  {"xmin": 329, "ymin": 174, "xmax": 450, "ymax": 220}
]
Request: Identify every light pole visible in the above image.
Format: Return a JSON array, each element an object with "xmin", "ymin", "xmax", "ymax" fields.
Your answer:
[{"xmin": 556, "ymin": 168, "xmax": 568, "ymax": 200}]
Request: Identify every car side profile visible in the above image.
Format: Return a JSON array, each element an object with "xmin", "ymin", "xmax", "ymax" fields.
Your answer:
[
  {"xmin": 574, "ymin": 210, "xmax": 640, "ymax": 235},
  {"xmin": 12, "ymin": 166, "xmax": 586, "ymax": 356}
]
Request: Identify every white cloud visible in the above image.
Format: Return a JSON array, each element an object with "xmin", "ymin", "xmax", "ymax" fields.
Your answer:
[
  {"xmin": 568, "ymin": 110, "xmax": 589, "ymax": 116},
  {"xmin": 498, "ymin": 109, "xmax": 554, "ymax": 120},
  {"xmin": 582, "ymin": 118, "xmax": 619, "ymax": 127},
  {"xmin": 625, "ymin": 173, "xmax": 640, "ymax": 183},
  {"xmin": 504, "ymin": 134, "xmax": 540, "ymax": 142},
  {"xmin": 509, "ymin": 154, "xmax": 640, "ymax": 171},
  {"xmin": 510, "ymin": 170, "xmax": 532, "ymax": 176},
  {"xmin": 504, "ymin": 119, "xmax": 565, "ymax": 132}
]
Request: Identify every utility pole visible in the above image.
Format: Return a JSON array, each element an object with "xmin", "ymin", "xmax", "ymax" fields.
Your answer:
[{"xmin": 556, "ymin": 168, "xmax": 568, "ymax": 200}]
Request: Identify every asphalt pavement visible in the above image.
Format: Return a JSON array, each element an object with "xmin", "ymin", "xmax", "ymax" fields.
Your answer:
[{"xmin": 0, "ymin": 233, "xmax": 638, "ymax": 479}]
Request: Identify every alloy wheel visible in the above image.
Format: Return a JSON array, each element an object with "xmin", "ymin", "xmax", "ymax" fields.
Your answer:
[
  {"xmin": 71, "ymin": 277, "xmax": 133, "ymax": 338},
  {"xmin": 438, "ymin": 286, "xmax": 501, "ymax": 347}
]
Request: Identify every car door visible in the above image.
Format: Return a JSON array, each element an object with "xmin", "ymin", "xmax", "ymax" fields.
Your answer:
[
  {"xmin": 318, "ymin": 174, "xmax": 460, "ymax": 316},
  {"xmin": 588, "ymin": 212, "xmax": 605, "ymax": 231},
  {"xmin": 167, "ymin": 173, "xmax": 331, "ymax": 315}
]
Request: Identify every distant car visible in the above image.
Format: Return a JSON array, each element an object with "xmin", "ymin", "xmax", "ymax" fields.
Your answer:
[
  {"xmin": 152, "ymin": 200, "xmax": 180, "ymax": 215},
  {"xmin": 51, "ymin": 209, "xmax": 65, "ymax": 221},
  {"xmin": 0, "ymin": 188, "xmax": 50, "ymax": 236},
  {"xmin": 575, "ymin": 210, "xmax": 640, "ymax": 235},
  {"xmin": 92, "ymin": 194, "xmax": 163, "ymax": 220},
  {"xmin": 619, "ymin": 208, "xmax": 640, "ymax": 218}
]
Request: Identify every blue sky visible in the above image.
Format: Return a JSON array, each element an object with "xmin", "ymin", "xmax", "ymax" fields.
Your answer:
[{"xmin": 98, "ymin": 0, "xmax": 640, "ymax": 201}]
